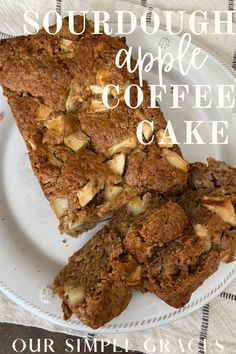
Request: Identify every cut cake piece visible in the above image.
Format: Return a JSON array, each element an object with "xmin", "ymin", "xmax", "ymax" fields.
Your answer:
[
  {"xmin": 53, "ymin": 159, "xmax": 236, "ymax": 328},
  {"xmin": 53, "ymin": 199, "xmax": 187, "ymax": 329},
  {"xmin": 53, "ymin": 221, "xmax": 139, "ymax": 329}
]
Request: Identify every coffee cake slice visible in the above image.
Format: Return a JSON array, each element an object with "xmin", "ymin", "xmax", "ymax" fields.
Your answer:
[
  {"xmin": 53, "ymin": 159, "xmax": 236, "ymax": 328},
  {"xmin": 53, "ymin": 220, "xmax": 140, "ymax": 329},
  {"xmin": 138, "ymin": 158, "xmax": 236, "ymax": 307},
  {"xmin": 0, "ymin": 15, "xmax": 188, "ymax": 236},
  {"xmin": 53, "ymin": 199, "xmax": 187, "ymax": 329}
]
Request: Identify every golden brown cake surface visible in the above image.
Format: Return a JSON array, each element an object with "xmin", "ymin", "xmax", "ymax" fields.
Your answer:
[{"xmin": 0, "ymin": 15, "xmax": 189, "ymax": 236}]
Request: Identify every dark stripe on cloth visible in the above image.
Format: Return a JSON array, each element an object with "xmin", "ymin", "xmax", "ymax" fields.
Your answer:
[
  {"xmin": 228, "ymin": 0, "xmax": 234, "ymax": 21},
  {"xmin": 220, "ymin": 291, "xmax": 236, "ymax": 301},
  {"xmin": 197, "ymin": 304, "xmax": 210, "ymax": 354},
  {"xmin": 232, "ymin": 49, "xmax": 236, "ymax": 70},
  {"xmin": 146, "ymin": 7, "xmax": 153, "ymax": 24},
  {"xmin": 87, "ymin": 333, "xmax": 95, "ymax": 341},
  {"xmin": 229, "ymin": 0, "xmax": 234, "ymax": 10},
  {"xmin": 141, "ymin": 0, "xmax": 147, "ymax": 7},
  {"xmin": 56, "ymin": 0, "xmax": 62, "ymax": 15},
  {"xmin": 0, "ymin": 32, "xmax": 14, "ymax": 39}
]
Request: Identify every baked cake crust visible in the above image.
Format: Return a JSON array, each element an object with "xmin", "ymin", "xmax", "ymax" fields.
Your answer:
[{"xmin": 0, "ymin": 15, "xmax": 188, "ymax": 237}]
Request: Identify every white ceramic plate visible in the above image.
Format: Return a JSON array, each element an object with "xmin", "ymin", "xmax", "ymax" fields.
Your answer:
[{"xmin": 0, "ymin": 27, "xmax": 236, "ymax": 334}]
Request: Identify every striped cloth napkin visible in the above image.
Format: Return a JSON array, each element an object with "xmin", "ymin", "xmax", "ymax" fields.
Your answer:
[{"xmin": 0, "ymin": 1, "xmax": 236, "ymax": 353}]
